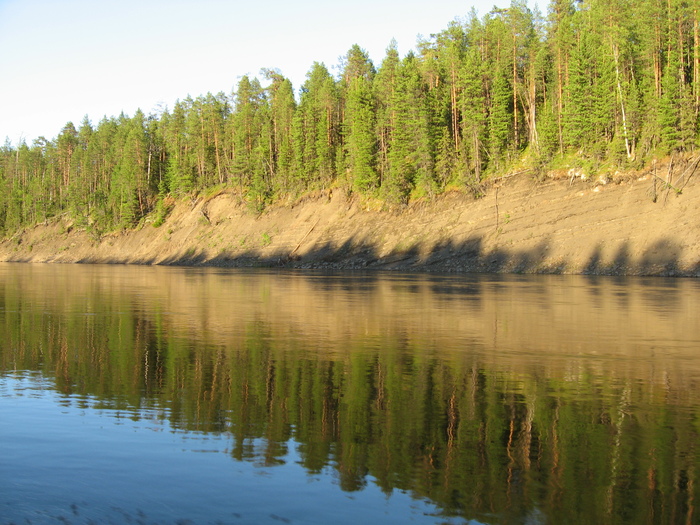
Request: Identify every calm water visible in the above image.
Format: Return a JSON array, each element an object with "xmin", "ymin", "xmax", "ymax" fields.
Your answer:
[{"xmin": 1, "ymin": 264, "xmax": 699, "ymax": 524}]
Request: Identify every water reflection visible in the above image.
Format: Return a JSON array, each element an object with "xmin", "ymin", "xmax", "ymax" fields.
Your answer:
[{"xmin": 1, "ymin": 263, "xmax": 699, "ymax": 523}]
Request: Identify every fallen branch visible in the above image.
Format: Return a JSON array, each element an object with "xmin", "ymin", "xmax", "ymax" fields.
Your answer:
[
  {"xmin": 649, "ymin": 173, "xmax": 682, "ymax": 195},
  {"xmin": 290, "ymin": 217, "xmax": 321, "ymax": 258},
  {"xmin": 664, "ymin": 156, "xmax": 674, "ymax": 204},
  {"xmin": 676, "ymin": 154, "xmax": 700, "ymax": 191}
]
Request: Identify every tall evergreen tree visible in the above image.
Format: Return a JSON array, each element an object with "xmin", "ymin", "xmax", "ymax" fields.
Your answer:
[
  {"xmin": 485, "ymin": 9, "xmax": 515, "ymax": 166},
  {"xmin": 461, "ymin": 13, "xmax": 490, "ymax": 180},
  {"xmin": 293, "ymin": 63, "xmax": 340, "ymax": 189},
  {"xmin": 263, "ymin": 69, "xmax": 297, "ymax": 194},
  {"xmin": 109, "ymin": 112, "xmax": 148, "ymax": 228},
  {"xmin": 562, "ymin": 27, "xmax": 594, "ymax": 149},
  {"xmin": 68, "ymin": 116, "xmax": 94, "ymax": 225},
  {"xmin": 56, "ymin": 122, "xmax": 78, "ymax": 206},
  {"xmin": 374, "ymin": 41, "xmax": 401, "ymax": 188},
  {"xmin": 429, "ymin": 21, "xmax": 468, "ymax": 188},
  {"xmin": 341, "ymin": 45, "xmax": 378, "ymax": 192},
  {"xmin": 385, "ymin": 52, "xmax": 435, "ymax": 202},
  {"xmin": 163, "ymin": 99, "xmax": 195, "ymax": 195},
  {"xmin": 230, "ymin": 76, "xmax": 264, "ymax": 191}
]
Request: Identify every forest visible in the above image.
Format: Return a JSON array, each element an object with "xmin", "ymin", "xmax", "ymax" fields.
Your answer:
[{"xmin": 1, "ymin": 0, "xmax": 699, "ymax": 237}]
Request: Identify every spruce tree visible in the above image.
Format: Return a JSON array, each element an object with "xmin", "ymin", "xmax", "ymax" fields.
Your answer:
[
  {"xmin": 431, "ymin": 21, "xmax": 468, "ymax": 188},
  {"xmin": 374, "ymin": 41, "xmax": 401, "ymax": 189},
  {"xmin": 293, "ymin": 63, "xmax": 340, "ymax": 189},
  {"xmin": 461, "ymin": 15, "xmax": 489, "ymax": 180},
  {"xmin": 263, "ymin": 70, "xmax": 296, "ymax": 194},
  {"xmin": 562, "ymin": 27, "xmax": 593, "ymax": 150},
  {"xmin": 488, "ymin": 66, "xmax": 513, "ymax": 165},
  {"xmin": 68, "ymin": 116, "xmax": 94, "ymax": 226},
  {"xmin": 385, "ymin": 52, "xmax": 435, "ymax": 202},
  {"xmin": 341, "ymin": 45, "xmax": 378, "ymax": 193},
  {"xmin": 658, "ymin": 55, "xmax": 681, "ymax": 152}
]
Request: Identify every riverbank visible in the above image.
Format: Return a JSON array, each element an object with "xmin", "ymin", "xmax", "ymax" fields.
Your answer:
[{"xmin": 1, "ymin": 162, "xmax": 699, "ymax": 276}]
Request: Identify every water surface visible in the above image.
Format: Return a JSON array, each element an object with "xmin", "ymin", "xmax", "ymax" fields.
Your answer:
[{"xmin": 1, "ymin": 263, "xmax": 699, "ymax": 524}]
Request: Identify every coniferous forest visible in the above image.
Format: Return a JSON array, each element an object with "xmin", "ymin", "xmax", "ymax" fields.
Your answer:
[{"xmin": 2, "ymin": 0, "xmax": 699, "ymax": 237}]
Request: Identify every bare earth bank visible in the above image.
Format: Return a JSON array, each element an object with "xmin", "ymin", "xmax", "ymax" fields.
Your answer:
[{"xmin": 1, "ymin": 168, "xmax": 698, "ymax": 276}]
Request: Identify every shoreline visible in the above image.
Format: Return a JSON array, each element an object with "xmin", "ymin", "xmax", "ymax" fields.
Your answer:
[{"xmin": 1, "ymin": 170, "xmax": 698, "ymax": 278}]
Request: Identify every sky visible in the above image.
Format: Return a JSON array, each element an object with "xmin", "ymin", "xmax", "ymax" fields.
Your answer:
[{"xmin": 0, "ymin": 0, "xmax": 516, "ymax": 146}]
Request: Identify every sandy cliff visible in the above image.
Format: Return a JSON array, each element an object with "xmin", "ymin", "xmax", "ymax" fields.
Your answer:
[{"xmin": 1, "ymin": 164, "xmax": 698, "ymax": 276}]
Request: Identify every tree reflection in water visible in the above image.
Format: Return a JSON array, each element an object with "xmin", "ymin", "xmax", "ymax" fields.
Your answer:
[{"xmin": 1, "ymin": 264, "xmax": 699, "ymax": 524}]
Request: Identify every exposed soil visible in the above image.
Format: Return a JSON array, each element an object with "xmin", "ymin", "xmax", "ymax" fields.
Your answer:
[{"xmin": 1, "ymin": 161, "xmax": 699, "ymax": 276}]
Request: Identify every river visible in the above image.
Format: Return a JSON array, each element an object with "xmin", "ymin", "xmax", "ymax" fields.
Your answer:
[{"xmin": 0, "ymin": 263, "xmax": 698, "ymax": 524}]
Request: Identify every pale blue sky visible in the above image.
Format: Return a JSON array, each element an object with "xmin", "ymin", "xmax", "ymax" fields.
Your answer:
[{"xmin": 0, "ymin": 0, "xmax": 516, "ymax": 145}]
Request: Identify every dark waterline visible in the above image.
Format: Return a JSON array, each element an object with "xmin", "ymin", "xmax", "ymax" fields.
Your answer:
[{"xmin": 1, "ymin": 263, "xmax": 699, "ymax": 524}]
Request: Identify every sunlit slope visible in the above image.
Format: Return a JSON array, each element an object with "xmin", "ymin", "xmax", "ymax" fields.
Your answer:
[{"xmin": 1, "ymin": 166, "xmax": 699, "ymax": 276}]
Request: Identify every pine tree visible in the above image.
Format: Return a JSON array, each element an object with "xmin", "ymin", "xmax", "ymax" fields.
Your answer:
[
  {"xmin": 429, "ymin": 21, "xmax": 468, "ymax": 188},
  {"xmin": 385, "ymin": 52, "xmax": 435, "ymax": 202},
  {"xmin": 461, "ymin": 14, "xmax": 490, "ymax": 180},
  {"xmin": 230, "ymin": 76, "xmax": 265, "ymax": 192},
  {"xmin": 341, "ymin": 45, "xmax": 378, "ymax": 193},
  {"xmin": 293, "ymin": 62, "xmax": 340, "ymax": 189},
  {"xmin": 109, "ymin": 112, "xmax": 148, "ymax": 228},
  {"xmin": 249, "ymin": 93, "xmax": 273, "ymax": 210},
  {"xmin": 262, "ymin": 70, "xmax": 296, "ymax": 194},
  {"xmin": 25, "ymin": 137, "xmax": 54, "ymax": 225},
  {"xmin": 488, "ymin": 66, "xmax": 513, "ymax": 165},
  {"xmin": 68, "ymin": 116, "xmax": 94, "ymax": 225},
  {"xmin": 484, "ymin": 8, "xmax": 516, "ymax": 166},
  {"xmin": 374, "ymin": 41, "xmax": 401, "ymax": 189},
  {"xmin": 547, "ymin": 0, "xmax": 576, "ymax": 153},
  {"xmin": 659, "ymin": 53, "xmax": 681, "ymax": 152},
  {"xmin": 163, "ymin": 99, "xmax": 195, "ymax": 195},
  {"xmin": 562, "ymin": 26, "xmax": 593, "ymax": 149},
  {"xmin": 56, "ymin": 122, "xmax": 78, "ymax": 207},
  {"xmin": 506, "ymin": 0, "xmax": 536, "ymax": 151}
]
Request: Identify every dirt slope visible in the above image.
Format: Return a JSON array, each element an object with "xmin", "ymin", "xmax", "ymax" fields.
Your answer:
[{"xmin": 1, "ymin": 164, "xmax": 699, "ymax": 276}]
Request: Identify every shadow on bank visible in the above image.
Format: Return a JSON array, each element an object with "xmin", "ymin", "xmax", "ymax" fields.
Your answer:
[
  {"xmin": 583, "ymin": 239, "xmax": 700, "ymax": 277},
  {"xmin": 122, "ymin": 234, "xmax": 700, "ymax": 277}
]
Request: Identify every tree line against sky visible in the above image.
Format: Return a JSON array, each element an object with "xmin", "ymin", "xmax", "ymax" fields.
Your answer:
[{"xmin": 1, "ymin": 0, "xmax": 699, "ymax": 235}]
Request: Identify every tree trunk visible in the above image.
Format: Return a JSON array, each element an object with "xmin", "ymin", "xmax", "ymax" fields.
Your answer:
[
  {"xmin": 513, "ymin": 35, "xmax": 519, "ymax": 149},
  {"xmin": 613, "ymin": 43, "xmax": 632, "ymax": 158},
  {"xmin": 451, "ymin": 63, "xmax": 460, "ymax": 152},
  {"xmin": 694, "ymin": 4, "xmax": 699, "ymax": 112}
]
